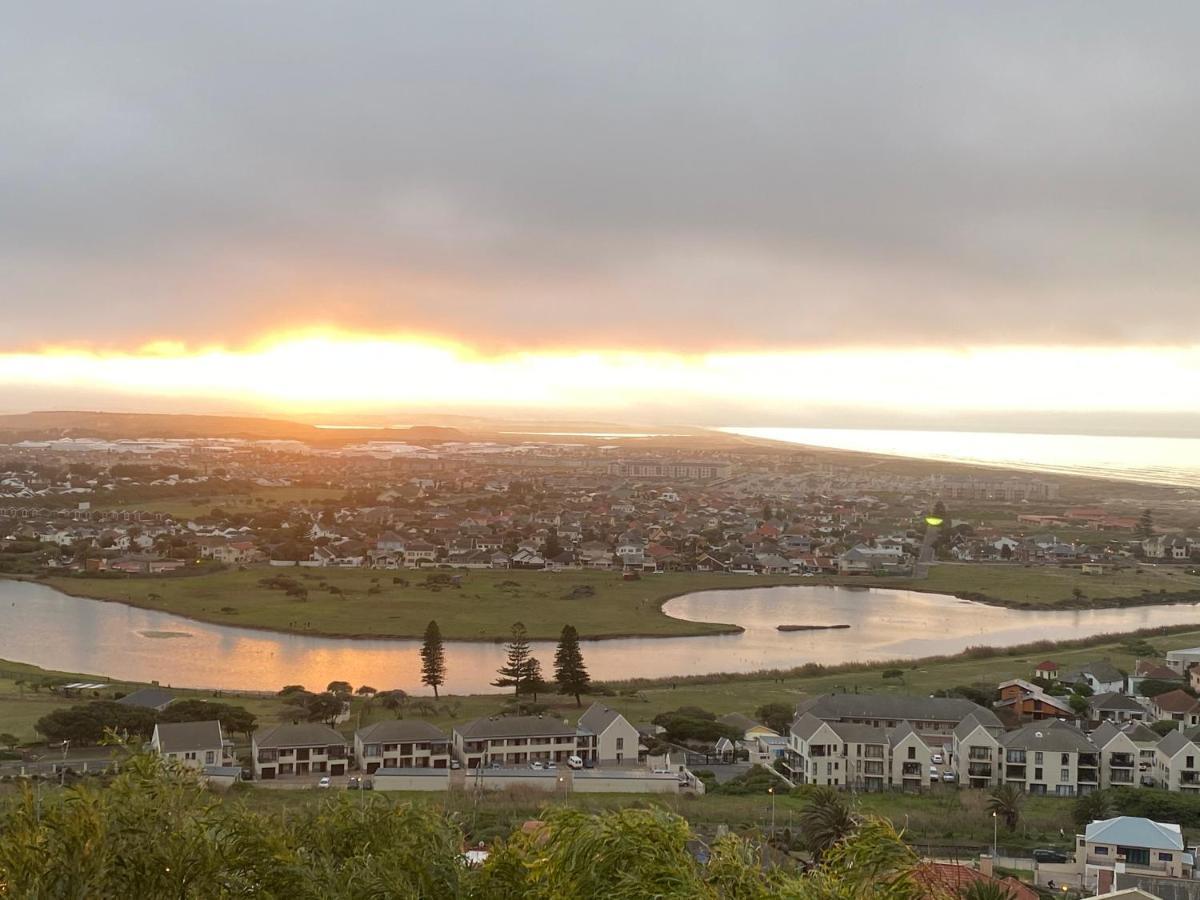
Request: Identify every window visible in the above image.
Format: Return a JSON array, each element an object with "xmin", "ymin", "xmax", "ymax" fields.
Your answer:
[
  {"xmin": 1120, "ymin": 847, "xmax": 1150, "ymax": 867},
  {"xmin": 1061, "ymin": 768, "xmax": 1070, "ymax": 782},
  {"xmin": 184, "ymin": 752, "xmax": 196, "ymax": 761},
  {"xmin": 907, "ymin": 747, "xmax": 916, "ymax": 760},
  {"xmin": 1061, "ymin": 753, "xmax": 1070, "ymax": 765},
  {"xmin": 1034, "ymin": 752, "xmax": 1043, "ymax": 765},
  {"xmin": 205, "ymin": 750, "xmax": 215, "ymax": 765},
  {"xmin": 1094, "ymin": 846, "xmax": 1108, "ymax": 856},
  {"xmin": 616, "ymin": 738, "xmax": 624, "ymax": 750},
  {"xmin": 1188, "ymin": 756, "xmax": 1195, "ymax": 769},
  {"xmin": 1034, "ymin": 768, "xmax": 1043, "ymax": 780},
  {"xmin": 1159, "ymin": 853, "xmax": 1173, "ymax": 862}
]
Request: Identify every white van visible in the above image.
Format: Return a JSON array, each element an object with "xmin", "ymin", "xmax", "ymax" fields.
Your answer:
[{"xmin": 567, "ymin": 755, "xmax": 584, "ymax": 770}]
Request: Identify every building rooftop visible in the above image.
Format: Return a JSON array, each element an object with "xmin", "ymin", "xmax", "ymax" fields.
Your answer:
[
  {"xmin": 455, "ymin": 715, "xmax": 578, "ymax": 740},
  {"xmin": 253, "ymin": 722, "xmax": 347, "ymax": 749},
  {"xmin": 356, "ymin": 720, "xmax": 448, "ymax": 743},
  {"xmin": 1085, "ymin": 817, "xmax": 1184, "ymax": 852},
  {"xmin": 154, "ymin": 720, "xmax": 222, "ymax": 753}
]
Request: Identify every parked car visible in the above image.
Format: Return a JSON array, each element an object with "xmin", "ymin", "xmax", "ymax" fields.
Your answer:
[
  {"xmin": 450, "ymin": 761, "xmax": 461, "ymax": 770},
  {"xmin": 929, "ymin": 766, "xmax": 940, "ymax": 782},
  {"xmin": 583, "ymin": 758, "xmax": 596, "ymax": 769},
  {"xmin": 529, "ymin": 761, "xmax": 544, "ymax": 770},
  {"xmin": 567, "ymin": 755, "xmax": 584, "ymax": 770},
  {"xmin": 317, "ymin": 776, "xmax": 331, "ymax": 789},
  {"xmin": 546, "ymin": 761, "xmax": 557, "ymax": 770},
  {"xmin": 942, "ymin": 770, "xmax": 956, "ymax": 783},
  {"xmin": 931, "ymin": 753, "xmax": 944, "ymax": 765},
  {"xmin": 1033, "ymin": 849, "xmax": 1069, "ymax": 864}
]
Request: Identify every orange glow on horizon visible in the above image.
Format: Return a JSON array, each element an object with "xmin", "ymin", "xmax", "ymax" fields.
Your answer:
[{"xmin": 3, "ymin": 329, "xmax": 1200, "ymax": 416}]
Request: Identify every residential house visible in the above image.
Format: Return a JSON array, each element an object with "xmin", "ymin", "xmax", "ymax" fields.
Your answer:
[
  {"xmin": 150, "ymin": 720, "xmax": 229, "ymax": 771},
  {"xmin": 1143, "ymin": 535, "xmax": 1194, "ymax": 560},
  {"xmin": 1034, "ymin": 661, "xmax": 1060, "ymax": 681},
  {"xmin": 403, "ymin": 541, "xmax": 438, "ymax": 567},
  {"xmin": 1060, "ymin": 661, "xmax": 1126, "ymax": 695},
  {"xmin": 837, "ymin": 544, "xmax": 906, "ymax": 575},
  {"xmin": 1150, "ymin": 689, "xmax": 1200, "ymax": 728},
  {"xmin": 354, "ymin": 720, "xmax": 451, "ymax": 772},
  {"xmin": 996, "ymin": 679, "xmax": 1076, "ymax": 721},
  {"xmin": 252, "ymin": 723, "xmax": 350, "ymax": 780},
  {"xmin": 999, "ymin": 720, "xmax": 1099, "ymax": 796},
  {"xmin": 452, "ymin": 716, "xmax": 597, "ymax": 769},
  {"xmin": 1166, "ymin": 647, "xmax": 1200, "ymax": 675},
  {"xmin": 1129, "ymin": 659, "xmax": 1182, "ymax": 695},
  {"xmin": 914, "ymin": 863, "xmax": 1039, "ymax": 900},
  {"xmin": 579, "ymin": 703, "xmax": 641, "ymax": 764},
  {"xmin": 1089, "ymin": 693, "xmax": 1150, "ymax": 725},
  {"xmin": 717, "ymin": 713, "xmax": 779, "ymax": 743},
  {"xmin": 1077, "ymin": 817, "xmax": 1193, "ymax": 894}
]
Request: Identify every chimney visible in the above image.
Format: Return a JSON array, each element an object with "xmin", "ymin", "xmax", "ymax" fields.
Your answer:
[{"xmin": 978, "ymin": 854, "xmax": 994, "ymax": 878}]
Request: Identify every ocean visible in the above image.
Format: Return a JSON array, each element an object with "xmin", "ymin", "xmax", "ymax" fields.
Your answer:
[{"xmin": 719, "ymin": 427, "xmax": 1200, "ymax": 488}]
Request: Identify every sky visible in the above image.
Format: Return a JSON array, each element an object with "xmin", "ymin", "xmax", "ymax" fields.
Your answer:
[{"xmin": 3, "ymin": 2, "xmax": 1200, "ymax": 429}]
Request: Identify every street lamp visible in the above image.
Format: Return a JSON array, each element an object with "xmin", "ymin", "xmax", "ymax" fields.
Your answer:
[
  {"xmin": 992, "ymin": 811, "xmax": 998, "ymax": 860},
  {"xmin": 767, "ymin": 787, "xmax": 776, "ymax": 839}
]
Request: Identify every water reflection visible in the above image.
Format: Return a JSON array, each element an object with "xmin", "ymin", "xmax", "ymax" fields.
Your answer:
[{"xmin": 2, "ymin": 580, "xmax": 1198, "ymax": 694}]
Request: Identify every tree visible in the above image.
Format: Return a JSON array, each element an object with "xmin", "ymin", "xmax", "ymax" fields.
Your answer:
[
  {"xmin": 378, "ymin": 690, "xmax": 408, "ymax": 718},
  {"xmin": 277, "ymin": 684, "xmax": 306, "ymax": 696},
  {"xmin": 35, "ymin": 702, "xmax": 157, "ymax": 745},
  {"xmin": 286, "ymin": 691, "xmax": 343, "ymax": 727},
  {"xmin": 543, "ymin": 528, "xmax": 562, "ymax": 560},
  {"xmin": 1068, "ymin": 693, "xmax": 1090, "ymax": 717},
  {"xmin": 419, "ymin": 620, "xmax": 446, "ymax": 698},
  {"xmin": 326, "ymin": 681, "xmax": 353, "ymax": 698},
  {"xmin": 0, "ymin": 732, "xmax": 19, "ymax": 750},
  {"xmin": 1139, "ymin": 508, "xmax": 1155, "ymax": 538},
  {"xmin": 492, "ymin": 621, "xmax": 532, "ymax": 697},
  {"xmin": 1073, "ymin": 789, "xmax": 1114, "ymax": 829},
  {"xmin": 798, "ymin": 787, "xmax": 857, "ymax": 861},
  {"xmin": 986, "ymin": 783, "xmax": 1023, "ymax": 831},
  {"xmin": 355, "ymin": 684, "xmax": 377, "ymax": 711},
  {"xmin": 553, "ymin": 624, "xmax": 591, "ymax": 706},
  {"xmin": 754, "ymin": 702, "xmax": 795, "ymax": 735},
  {"xmin": 962, "ymin": 881, "xmax": 1017, "ymax": 900},
  {"xmin": 158, "ymin": 699, "xmax": 257, "ymax": 742},
  {"xmin": 523, "ymin": 657, "xmax": 547, "ymax": 702}
]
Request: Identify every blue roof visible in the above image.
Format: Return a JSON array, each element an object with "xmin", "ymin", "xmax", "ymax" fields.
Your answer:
[{"xmin": 1085, "ymin": 817, "xmax": 1183, "ymax": 851}]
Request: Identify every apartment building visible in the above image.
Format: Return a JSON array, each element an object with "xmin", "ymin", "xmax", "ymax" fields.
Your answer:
[
  {"xmin": 1153, "ymin": 730, "xmax": 1200, "ymax": 793},
  {"xmin": 1077, "ymin": 817, "xmax": 1192, "ymax": 894},
  {"xmin": 452, "ymin": 716, "xmax": 597, "ymax": 769},
  {"xmin": 794, "ymin": 693, "xmax": 1002, "ymax": 739},
  {"xmin": 951, "ymin": 713, "xmax": 1005, "ymax": 788},
  {"xmin": 578, "ymin": 704, "xmax": 641, "ymax": 764},
  {"xmin": 788, "ymin": 713, "xmax": 933, "ymax": 790},
  {"xmin": 354, "ymin": 720, "xmax": 451, "ymax": 773},
  {"xmin": 252, "ymin": 723, "xmax": 350, "ymax": 780},
  {"xmin": 999, "ymin": 721, "xmax": 1099, "ymax": 796},
  {"xmin": 1089, "ymin": 721, "xmax": 1147, "ymax": 789}
]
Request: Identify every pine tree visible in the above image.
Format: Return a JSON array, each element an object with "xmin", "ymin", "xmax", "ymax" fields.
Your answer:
[
  {"xmin": 419, "ymin": 619, "xmax": 446, "ymax": 698},
  {"xmin": 493, "ymin": 621, "xmax": 532, "ymax": 696},
  {"xmin": 1139, "ymin": 508, "xmax": 1155, "ymax": 538},
  {"xmin": 553, "ymin": 624, "xmax": 591, "ymax": 706},
  {"xmin": 523, "ymin": 657, "xmax": 547, "ymax": 702}
]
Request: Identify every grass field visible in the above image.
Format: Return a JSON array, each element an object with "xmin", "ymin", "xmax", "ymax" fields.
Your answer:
[
  {"xmin": 891, "ymin": 562, "xmax": 1200, "ymax": 606},
  {"xmin": 94, "ymin": 486, "xmax": 347, "ymax": 520},
  {"xmin": 40, "ymin": 568, "xmax": 804, "ymax": 640}
]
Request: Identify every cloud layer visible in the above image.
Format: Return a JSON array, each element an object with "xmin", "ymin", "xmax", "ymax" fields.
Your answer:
[{"xmin": 3, "ymin": 2, "xmax": 1199, "ymax": 352}]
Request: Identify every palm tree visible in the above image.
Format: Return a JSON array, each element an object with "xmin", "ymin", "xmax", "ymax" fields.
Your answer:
[
  {"xmin": 797, "ymin": 787, "xmax": 857, "ymax": 860},
  {"xmin": 962, "ymin": 880, "xmax": 1017, "ymax": 900},
  {"xmin": 986, "ymin": 784, "xmax": 1024, "ymax": 831},
  {"xmin": 1073, "ymin": 789, "xmax": 1113, "ymax": 829}
]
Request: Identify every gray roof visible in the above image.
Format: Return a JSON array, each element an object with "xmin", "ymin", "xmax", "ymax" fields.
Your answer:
[
  {"xmin": 1000, "ymin": 720, "xmax": 1096, "ymax": 753},
  {"xmin": 954, "ymin": 713, "xmax": 1003, "ymax": 741},
  {"xmin": 1156, "ymin": 729, "xmax": 1197, "ymax": 757},
  {"xmin": 117, "ymin": 687, "xmax": 176, "ymax": 710},
  {"xmin": 1090, "ymin": 692, "xmax": 1147, "ymax": 712},
  {"xmin": 1122, "ymin": 722, "xmax": 1162, "ymax": 744},
  {"xmin": 1061, "ymin": 660, "xmax": 1125, "ymax": 684},
  {"xmin": 796, "ymin": 693, "xmax": 1002, "ymax": 728},
  {"xmin": 579, "ymin": 703, "xmax": 632, "ymax": 736},
  {"xmin": 1085, "ymin": 816, "xmax": 1183, "ymax": 852},
  {"xmin": 253, "ymin": 722, "xmax": 347, "ymax": 749},
  {"xmin": 1089, "ymin": 721, "xmax": 1125, "ymax": 748},
  {"xmin": 455, "ymin": 715, "xmax": 577, "ymax": 740},
  {"xmin": 356, "ymin": 720, "xmax": 448, "ymax": 743},
  {"xmin": 790, "ymin": 712, "xmax": 830, "ymax": 742},
  {"xmin": 155, "ymin": 720, "xmax": 222, "ymax": 753}
]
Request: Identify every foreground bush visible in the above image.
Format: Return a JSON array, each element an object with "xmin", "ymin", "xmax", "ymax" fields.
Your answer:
[{"xmin": 0, "ymin": 754, "xmax": 927, "ymax": 898}]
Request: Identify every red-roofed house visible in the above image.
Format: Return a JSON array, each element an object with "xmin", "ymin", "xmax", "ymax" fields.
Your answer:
[
  {"xmin": 914, "ymin": 863, "xmax": 1038, "ymax": 900},
  {"xmin": 1034, "ymin": 661, "xmax": 1059, "ymax": 681},
  {"xmin": 1152, "ymin": 689, "xmax": 1200, "ymax": 727}
]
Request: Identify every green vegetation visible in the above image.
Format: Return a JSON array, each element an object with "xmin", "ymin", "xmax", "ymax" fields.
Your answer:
[
  {"xmin": 0, "ymin": 753, "xmax": 928, "ymax": 898},
  {"xmin": 39, "ymin": 568, "xmax": 791, "ymax": 640}
]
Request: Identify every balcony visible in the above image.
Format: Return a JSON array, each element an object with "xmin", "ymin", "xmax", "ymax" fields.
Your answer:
[
  {"xmin": 901, "ymin": 763, "xmax": 922, "ymax": 776},
  {"xmin": 968, "ymin": 763, "xmax": 993, "ymax": 778},
  {"xmin": 1079, "ymin": 753, "xmax": 1099, "ymax": 767},
  {"xmin": 968, "ymin": 748, "xmax": 992, "ymax": 761},
  {"xmin": 1005, "ymin": 765, "xmax": 1027, "ymax": 779},
  {"xmin": 1078, "ymin": 767, "xmax": 1099, "ymax": 784},
  {"xmin": 1109, "ymin": 770, "xmax": 1134, "ymax": 784},
  {"xmin": 862, "ymin": 747, "xmax": 885, "ymax": 760},
  {"xmin": 1109, "ymin": 753, "xmax": 1134, "ymax": 768}
]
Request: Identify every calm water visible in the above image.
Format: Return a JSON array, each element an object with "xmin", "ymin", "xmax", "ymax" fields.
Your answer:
[
  {"xmin": 721, "ymin": 426, "xmax": 1200, "ymax": 487},
  {"xmin": 3, "ymin": 580, "xmax": 1199, "ymax": 693}
]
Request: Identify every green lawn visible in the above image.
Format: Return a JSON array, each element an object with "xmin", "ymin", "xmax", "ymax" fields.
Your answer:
[
  {"xmin": 40, "ymin": 568, "xmax": 804, "ymax": 640},
  {"xmin": 910, "ymin": 563, "xmax": 1200, "ymax": 606}
]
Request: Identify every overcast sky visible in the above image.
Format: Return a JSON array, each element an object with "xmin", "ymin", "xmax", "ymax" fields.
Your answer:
[{"xmin": 4, "ymin": 0, "xmax": 1199, "ymax": 356}]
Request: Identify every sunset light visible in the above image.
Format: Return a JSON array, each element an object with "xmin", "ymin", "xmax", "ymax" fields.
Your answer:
[{"xmin": 2, "ymin": 333, "xmax": 1199, "ymax": 418}]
